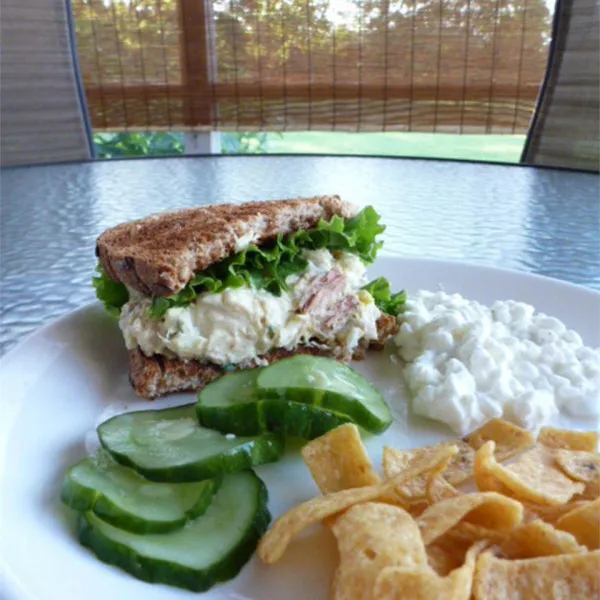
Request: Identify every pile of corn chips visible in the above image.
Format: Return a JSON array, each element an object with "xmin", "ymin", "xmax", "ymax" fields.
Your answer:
[{"xmin": 258, "ymin": 419, "xmax": 600, "ymax": 599}]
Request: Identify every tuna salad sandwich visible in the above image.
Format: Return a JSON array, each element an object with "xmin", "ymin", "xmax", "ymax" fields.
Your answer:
[{"xmin": 94, "ymin": 195, "xmax": 405, "ymax": 399}]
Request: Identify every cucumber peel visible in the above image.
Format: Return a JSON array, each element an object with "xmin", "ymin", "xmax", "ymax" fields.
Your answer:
[
  {"xmin": 197, "ymin": 397, "xmax": 353, "ymax": 439},
  {"xmin": 61, "ymin": 450, "xmax": 221, "ymax": 534},
  {"xmin": 98, "ymin": 404, "xmax": 284, "ymax": 482}
]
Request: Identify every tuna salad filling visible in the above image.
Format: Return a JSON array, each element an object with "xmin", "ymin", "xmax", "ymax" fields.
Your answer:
[{"xmin": 120, "ymin": 250, "xmax": 382, "ymax": 365}]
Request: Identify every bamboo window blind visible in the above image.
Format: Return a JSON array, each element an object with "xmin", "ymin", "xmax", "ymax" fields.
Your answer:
[{"xmin": 72, "ymin": 0, "xmax": 553, "ymax": 133}]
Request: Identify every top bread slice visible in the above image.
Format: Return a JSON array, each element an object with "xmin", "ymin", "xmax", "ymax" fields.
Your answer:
[{"xmin": 96, "ymin": 195, "xmax": 356, "ymax": 297}]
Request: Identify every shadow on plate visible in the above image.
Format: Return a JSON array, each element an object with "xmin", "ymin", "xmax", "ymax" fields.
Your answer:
[{"xmin": 42, "ymin": 439, "xmax": 84, "ymax": 537}]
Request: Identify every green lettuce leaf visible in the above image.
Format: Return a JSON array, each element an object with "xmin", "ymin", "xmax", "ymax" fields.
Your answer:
[
  {"xmin": 94, "ymin": 206, "xmax": 396, "ymax": 319},
  {"xmin": 363, "ymin": 277, "xmax": 406, "ymax": 316},
  {"xmin": 92, "ymin": 266, "xmax": 129, "ymax": 318}
]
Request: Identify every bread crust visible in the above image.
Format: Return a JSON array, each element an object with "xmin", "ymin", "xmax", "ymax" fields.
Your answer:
[
  {"xmin": 97, "ymin": 195, "xmax": 356, "ymax": 296},
  {"xmin": 129, "ymin": 313, "xmax": 399, "ymax": 399}
]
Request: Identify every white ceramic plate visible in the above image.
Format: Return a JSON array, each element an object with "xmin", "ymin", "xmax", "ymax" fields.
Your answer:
[{"xmin": 1, "ymin": 258, "xmax": 599, "ymax": 600}]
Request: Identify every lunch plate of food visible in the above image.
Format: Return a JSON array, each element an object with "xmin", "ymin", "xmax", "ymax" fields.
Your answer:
[{"xmin": 0, "ymin": 196, "xmax": 598, "ymax": 600}]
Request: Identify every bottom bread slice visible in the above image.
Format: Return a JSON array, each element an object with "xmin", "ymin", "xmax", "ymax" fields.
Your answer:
[{"xmin": 128, "ymin": 313, "xmax": 399, "ymax": 399}]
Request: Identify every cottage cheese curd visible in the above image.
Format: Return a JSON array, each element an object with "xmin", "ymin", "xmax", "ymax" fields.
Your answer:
[{"xmin": 395, "ymin": 290, "xmax": 600, "ymax": 435}]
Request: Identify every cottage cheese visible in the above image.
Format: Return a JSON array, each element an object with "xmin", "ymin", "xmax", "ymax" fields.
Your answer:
[{"xmin": 395, "ymin": 290, "xmax": 600, "ymax": 435}]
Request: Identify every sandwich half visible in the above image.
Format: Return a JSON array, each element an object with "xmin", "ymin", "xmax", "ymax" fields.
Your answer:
[{"xmin": 94, "ymin": 195, "xmax": 405, "ymax": 399}]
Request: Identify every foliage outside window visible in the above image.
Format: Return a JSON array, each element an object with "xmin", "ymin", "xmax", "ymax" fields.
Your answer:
[{"xmin": 73, "ymin": 0, "xmax": 553, "ymax": 134}]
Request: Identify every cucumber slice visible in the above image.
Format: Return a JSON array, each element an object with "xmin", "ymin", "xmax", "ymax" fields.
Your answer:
[
  {"xmin": 61, "ymin": 450, "xmax": 220, "ymax": 534},
  {"xmin": 198, "ymin": 368, "xmax": 261, "ymax": 406},
  {"xmin": 98, "ymin": 404, "xmax": 283, "ymax": 482},
  {"xmin": 256, "ymin": 355, "xmax": 392, "ymax": 433},
  {"xmin": 196, "ymin": 370, "xmax": 353, "ymax": 438},
  {"xmin": 78, "ymin": 471, "xmax": 270, "ymax": 592},
  {"xmin": 198, "ymin": 398, "xmax": 353, "ymax": 439}
]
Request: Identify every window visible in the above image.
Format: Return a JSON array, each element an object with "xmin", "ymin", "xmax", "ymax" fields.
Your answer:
[{"xmin": 75, "ymin": 0, "xmax": 554, "ymax": 159}]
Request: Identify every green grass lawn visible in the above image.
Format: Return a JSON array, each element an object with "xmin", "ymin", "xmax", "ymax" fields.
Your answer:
[
  {"xmin": 94, "ymin": 131, "xmax": 526, "ymax": 163},
  {"xmin": 265, "ymin": 132, "xmax": 526, "ymax": 163}
]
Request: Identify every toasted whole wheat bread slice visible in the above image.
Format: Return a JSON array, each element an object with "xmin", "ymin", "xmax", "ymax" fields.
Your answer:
[
  {"xmin": 97, "ymin": 195, "xmax": 356, "ymax": 297},
  {"xmin": 129, "ymin": 313, "xmax": 399, "ymax": 399}
]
